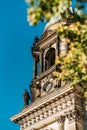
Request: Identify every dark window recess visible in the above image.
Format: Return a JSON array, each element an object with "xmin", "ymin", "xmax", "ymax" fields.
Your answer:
[
  {"xmin": 56, "ymin": 64, "xmax": 62, "ymax": 72},
  {"xmin": 45, "ymin": 48, "xmax": 55, "ymax": 70}
]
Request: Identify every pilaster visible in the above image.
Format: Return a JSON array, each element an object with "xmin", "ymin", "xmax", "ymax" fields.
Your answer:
[
  {"xmin": 34, "ymin": 58, "xmax": 37, "ymax": 78},
  {"xmin": 64, "ymin": 109, "xmax": 84, "ymax": 130},
  {"xmin": 56, "ymin": 116, "xmax": 64, "ymax": 130}
]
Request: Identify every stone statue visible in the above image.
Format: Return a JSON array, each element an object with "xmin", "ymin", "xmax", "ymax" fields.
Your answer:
[
  {"xmin": 23, "ymin": 89, "xmax": 30, "ymax": 106},
  {"xmin": 33, "ymin": 36, "xmax": 39, "ymax": 45},
  {"xmin": 34, "ymin": 36, "xmax": 39, "ymax": 43}
]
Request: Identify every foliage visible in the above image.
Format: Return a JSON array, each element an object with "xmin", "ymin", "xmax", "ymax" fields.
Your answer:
[
  {"xmin": 54, "ymin": 19, "xmax": 87, "ymax": 90},
  {"xmin": 26, "ymin": 0, "xmax": 87, "ymax": 94},
  {"xmin": 26, "ymin": 0, "xmax": 87, "ymax": 25},
  {"xmin": 26, "ymin": 0, "xmax": 72, "ymax": 25}
]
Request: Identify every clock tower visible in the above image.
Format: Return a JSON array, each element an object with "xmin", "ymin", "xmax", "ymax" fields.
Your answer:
[
  {"xmin": 10, "ymin": 20, "xmax": 87, "ymax": 130},
  {"xmin": 30, "ymin": 20, "xmax": 68, "ymax": 102}
]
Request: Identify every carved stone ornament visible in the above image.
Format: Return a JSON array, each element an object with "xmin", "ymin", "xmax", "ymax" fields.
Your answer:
[
  {"xmin": 65, "ymin": 110, "xmax": 83, "ymax": 124},
  {"xmin": 30, "ymin": 86, "xmax": 39, "ymax": 101},
  {"xmin": 56, "ymin": 116, "xmax": 64, "ymax": 124},
  {"xmin": 43, "ymin": 82, "xmax": 52, "ymax": 92}
]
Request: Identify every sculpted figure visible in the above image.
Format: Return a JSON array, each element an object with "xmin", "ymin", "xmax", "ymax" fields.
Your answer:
[{"xmin": 23, "ymin": 89, "xmax": 30, "ymax": 106}]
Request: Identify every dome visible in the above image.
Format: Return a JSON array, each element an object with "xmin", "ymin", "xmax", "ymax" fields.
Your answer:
[{"xmin": 44, "ymin": 14, "xmax": 61, "ymax": 31}]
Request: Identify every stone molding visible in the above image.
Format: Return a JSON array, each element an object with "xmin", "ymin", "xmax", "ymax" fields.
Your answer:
[
  {"xmin": 11, "ymin": 85, "xmax": 73, "ymax": 120},
  {"xmin": 32, "ymin": 64, "xmax": 56, "ymax": 82},
  {"xmin": 38, "ymin": 32, "xmax": 57, "ymax": 49},
  {"xmin": 11, "ymin": 86, "xmax": 83, "ymax": 130}
]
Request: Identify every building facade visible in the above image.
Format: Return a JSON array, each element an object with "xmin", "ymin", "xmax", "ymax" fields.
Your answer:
[{"xmin": 10, "ymin": 20, "xmax": 87, "ymax": 130}]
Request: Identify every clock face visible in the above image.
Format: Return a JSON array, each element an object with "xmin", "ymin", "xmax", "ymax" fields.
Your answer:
[{"xmin": 43, "ymin": 82, "xmax": 52, "ymax": 92}]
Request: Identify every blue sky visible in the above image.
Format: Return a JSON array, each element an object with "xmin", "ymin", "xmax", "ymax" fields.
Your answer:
[
  {"xmin": 0, "ymin": 0, "xmax": 45, "ymax": 130},
  {"xmin": 0, "ymin": 0, "xmax": 86, "ymax": 130}
]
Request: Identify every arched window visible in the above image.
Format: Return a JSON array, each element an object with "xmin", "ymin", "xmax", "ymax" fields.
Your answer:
[
  {"xmin": 45, "ymin": 48, "xmax": 55, "ymax": 70},
  {"xmin": 34, "ymin": 57, "xmax": 40, "ymax": 77}
]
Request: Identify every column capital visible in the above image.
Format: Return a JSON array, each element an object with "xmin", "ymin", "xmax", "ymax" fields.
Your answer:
[
  {"xmin": 39, "ymin": 49, "xmax": 44, "ymax": 53},
  {"xmin": 56, "ymin": 116, "xmax": 65, "ymax": 124},
  {"xmin": 65, "ymin": 110, "xmax": 83, "ymax": 124}
]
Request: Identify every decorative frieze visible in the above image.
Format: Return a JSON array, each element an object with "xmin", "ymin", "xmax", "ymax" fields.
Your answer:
[
  {"xmin": 11, "ymin": 86, "xmax": 84, "ymax": 130},
  {"xmin": 62, "ymin": 103, "xmax": 67, "ymax": 109},
  {"xmin": 67, "ymin": 100, "xmax": 72, "ymax": 106},
  {"xmin": 48, "ymin": 110, "xmax": 53, "ymax": 116},
  {"xmin": 18, "ymin": 98, "xmax": 76, "ymax": 129},
  {"xmin": 40, "ymin": 114, "xmax": 44, "ymax": 120}
]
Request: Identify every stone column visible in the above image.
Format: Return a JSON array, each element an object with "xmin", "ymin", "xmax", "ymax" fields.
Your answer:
[
  {"xmin": 33, "ymin": 58, "xmax": 37, "ymax": 78},
  {"xmin": 65, "ymin": 110, "xmax": 84, "ymax": 130},
  {"xmin": 56, "ymin": 116, "xmax": 64, "ymax": 130},
  {"xmin": 40, "ymin": 50, "xmax": 43, "ymax": 74},
  {"xmin": 64, "ymin": 116, "xmax": 69, "ymax": 130},
  {"xmin": 43, "ymin": 53, "xmax": 45, "ymax": 72}
]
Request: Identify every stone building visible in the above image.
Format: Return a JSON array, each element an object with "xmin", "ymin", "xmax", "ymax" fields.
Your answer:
[{"xmin": 10, "ymin": 18, "xmax": 87, "ymax": 130}]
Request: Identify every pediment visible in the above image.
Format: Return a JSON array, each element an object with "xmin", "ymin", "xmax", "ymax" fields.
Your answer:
[{"xmin": 40, "ymin": 30, "xmax": 55, "ymax": 42}]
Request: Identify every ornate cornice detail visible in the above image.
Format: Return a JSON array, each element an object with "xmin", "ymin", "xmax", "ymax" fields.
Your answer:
[
  {"xmin": 65, "ymin": 109, "xmax": 84, "ymax": 124},
  {"xmin": 11, "ymin": 86, "xmax": 83, "ymax": 129},
  {"xmin": 32, "ymin": 64, "xmax": 56, "ymax": 82},
  {"xmin": 38, "ymin": 32, "xmax": 57, "ymax": 48}
]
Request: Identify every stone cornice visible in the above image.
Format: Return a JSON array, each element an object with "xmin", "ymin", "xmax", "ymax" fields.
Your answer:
[
  {"xmin": 37, "ymin": 31, "xmax": 56, "ymax": 48},
  {"xmin": 31, "ymin": 33, "xmax": 57, "ymax": 58},
  {"xmin": 10, "ymin": 85, "xmax": 83, "ymax": 124},
  {"xmin": 39, "ymin": 34, "xmax": 57, "ymax": 50},
  {"xmin": 32, "ymin": 64, "xmax": 56, "ymax": 82}
]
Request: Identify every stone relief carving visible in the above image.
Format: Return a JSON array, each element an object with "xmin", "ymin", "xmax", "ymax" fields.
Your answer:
[
  {"xmin": 56, "ymin": 116, "xmax": 64, "ymax": 124},
  {"xmin": 30, "ymin": 85, "xmax": 40, "ymax": 101}
]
